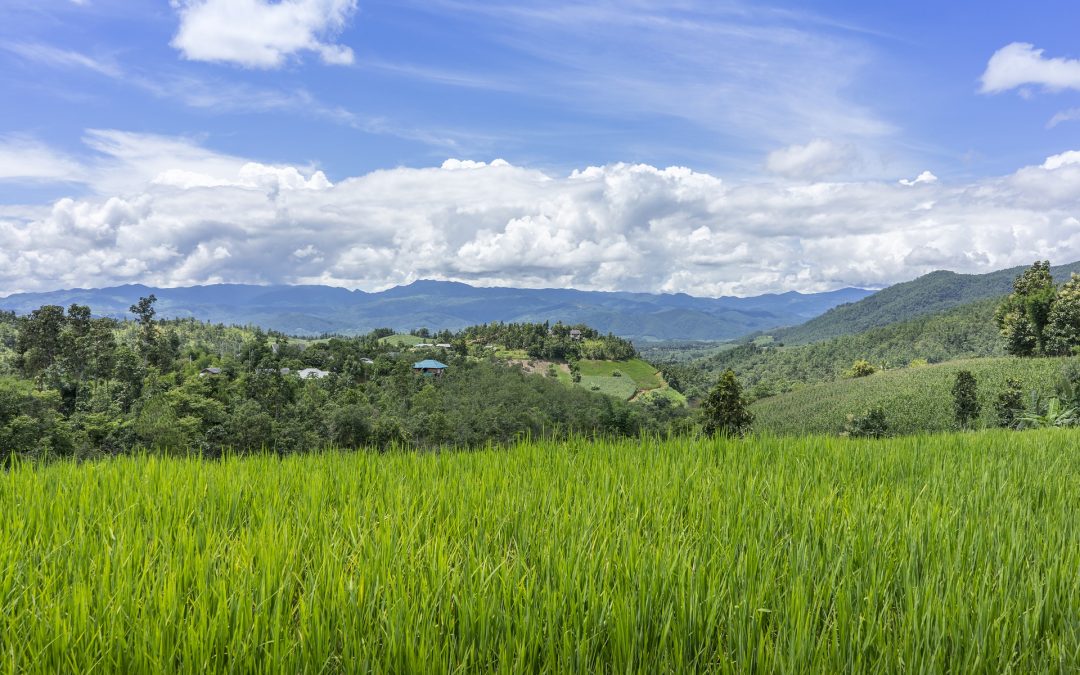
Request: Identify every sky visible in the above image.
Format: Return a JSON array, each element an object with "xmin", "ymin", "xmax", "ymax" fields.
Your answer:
[{"xmin": 0, "ymin": 0, "xmax": 1079, "ymax": 297}]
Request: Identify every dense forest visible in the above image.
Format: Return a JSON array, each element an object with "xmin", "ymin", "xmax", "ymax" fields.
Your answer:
[{"xmin": 0, "ymin": 301, "xmax": 687, "ymax": 461}]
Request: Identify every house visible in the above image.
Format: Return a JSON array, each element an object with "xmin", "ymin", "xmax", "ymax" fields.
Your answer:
[
  {"xmin": 569, "ymin": 329, "xmax": 582, "ymax": 341},
  {"xmin": 199, "ymin": 367, "xmax": 222, "ymax": 377},
  {"xmin": 435, "ymin": 343, "xmax": 452, "ymax": 349},
  {"xmin": 415, "ymin": 343, "xmax": 434, "ymax": 348},
  {"xmin": 360, "ymin": 357, "xmax": 374, "ymax": 365},
  {"xmin": 297, "ymin": 367, "xmax": 330, "ymax": 379},
  {"xmin": 412, "ymin": 359, "xmax": 448, "ymax": 376}
]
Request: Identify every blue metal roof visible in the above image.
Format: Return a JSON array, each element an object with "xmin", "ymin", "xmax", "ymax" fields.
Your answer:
[{"xmin": 413, "ymin": 359, "xmax": 448, "ymax": 369}]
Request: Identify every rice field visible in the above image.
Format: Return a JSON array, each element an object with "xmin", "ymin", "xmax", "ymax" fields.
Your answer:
[{"xmin": 1, "ymin": 432, "xmax": 1078, "ymax": 673}]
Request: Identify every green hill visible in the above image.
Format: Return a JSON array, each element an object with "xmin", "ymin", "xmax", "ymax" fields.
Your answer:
[
  {"xmin": 769, "ymin": 260, "xmax": 1080, "ymax": 345},
  {"xmin": 750, "ymin": 356, "xmax": 1070, "ymax": 436},
  {"xmin": 670, "ymin": 299, "xmax": 1003, "ymax": 399}
]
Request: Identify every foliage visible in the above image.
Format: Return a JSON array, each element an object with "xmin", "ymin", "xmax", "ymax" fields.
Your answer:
[
  {"xmin": 995, "ymin": 261, "xmax": 1057, "ymax": 356},
  {"xmin": 701, "ymin": 370, "xmax": 753, "ymax": 437},
  {"xmin": 1018, "ymin": 394, "xmax": 1078, "ymax": 429},
  {"xmin": 846, "ymin": 359, "xmax": 877, "ymax": 378},
  {"xmin": 951, "ymin": 370, "xmax": 980, "ymax": 429},
  {"xmin": 842, "ymin": 405, "xmax": 889, "ymax": 438},
  {"xmin": 1045, "ymin": 273, "xmax": 1080, "ymax": 356},
  {"xmin": 1, "ymin": 433, "xmax": 1077, "ymax": 672},
  {"xmin": 993, "ymin": 378, "xmax": 1025, "ymax": 429}
]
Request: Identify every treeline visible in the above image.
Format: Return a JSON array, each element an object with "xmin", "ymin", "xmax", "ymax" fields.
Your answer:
[
  {"xmin": 0, "ymin": 301, "xmax": 683, "ymax": 462},
  {"xmin": 459, "ymin": 322, "xmax": 636, "ymax": 361}
]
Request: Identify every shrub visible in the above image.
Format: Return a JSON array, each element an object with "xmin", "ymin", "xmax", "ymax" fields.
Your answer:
[
  {"xmin": 843, "ymin": 406, "xmax": 889, "ymax": 438},
  {"xmin": 951, "ymin": 370, "xmax": 981, "ymax": 429},
  {"xmin": 701, "ymin": 370, "xmax": 753, "ymax": 437},
  {"xmin": 994, "ymin": 378, "xmax": 1025, "ymax": 429},
  {"xmin": 846, "ymin": 359, "xmax": 876, "ymax": 378}
]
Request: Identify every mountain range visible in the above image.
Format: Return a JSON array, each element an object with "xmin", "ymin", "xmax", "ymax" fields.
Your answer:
[{"xmin": 0, "ymin": 280, "xmax": 873, "ymax": 341}]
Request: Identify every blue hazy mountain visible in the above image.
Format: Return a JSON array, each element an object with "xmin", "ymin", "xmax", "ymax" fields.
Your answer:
[{"xmin": 0, "ymin": 280, "xmax": 873, "ymax": 341}]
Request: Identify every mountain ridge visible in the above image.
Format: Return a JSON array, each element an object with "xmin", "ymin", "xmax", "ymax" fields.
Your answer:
[{"xmin": 0, "ymin": 280, "xmax": 872, "ymax": 341}]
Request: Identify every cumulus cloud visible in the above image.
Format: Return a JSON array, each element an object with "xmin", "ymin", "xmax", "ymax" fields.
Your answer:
[
  {"xmin": 3, "ymin": 133, "xmax": 1080, "ymax": 297},
  {"xmin": 899, "ymin": 170, "xmax": 938, "ymax": 186},
  {"xmin": 765, "ymin": 139, "xmax": 857, "ymax": 179},
  {"xmin": 170, "ymin": 0, "xmax": 358, "ymax": 68},
  {"xmin": 980, "ymin": 42, "xmax": 1080, "ymax": 94}
]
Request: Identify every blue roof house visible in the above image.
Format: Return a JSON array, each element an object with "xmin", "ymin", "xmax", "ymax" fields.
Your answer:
[{"xmin": 412, "ymin": 359, "xmax": 449, "ymax": 376}]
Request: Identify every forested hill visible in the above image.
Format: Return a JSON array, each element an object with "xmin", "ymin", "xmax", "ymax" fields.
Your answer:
[
  {"xmin": 766, "ymin": 260, "xmax": 1080, "ymax": 345},
  {"xmin": 0, "ymin": 281, "xmax": 870, "ymax": 342},
  {"xmin": 666, "ymin": 298, "xmax": 1003, "ymax": 400}
]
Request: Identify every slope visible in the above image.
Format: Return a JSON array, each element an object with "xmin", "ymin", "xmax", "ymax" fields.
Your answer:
[
  {"xmin": 768, "ymin": 260, "xmax": 1080, "ymax": 345},
  {"xmin": 750, "ymin": 356, "xmax": 1070, "ymax": 436}
]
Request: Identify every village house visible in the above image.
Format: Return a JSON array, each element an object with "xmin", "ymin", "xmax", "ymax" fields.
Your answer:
[
  {"xmin": 297, "ymin": 368, "xmax": 330, "ymax": 380},
  {"xmin": 412, "ymin": 359, "xmax": 448, "ymax": 376}
]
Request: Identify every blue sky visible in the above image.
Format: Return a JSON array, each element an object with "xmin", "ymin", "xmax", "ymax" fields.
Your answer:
[{"xmin": 1, "ymin": 0, "xmax": 1079, "ymax": 296}]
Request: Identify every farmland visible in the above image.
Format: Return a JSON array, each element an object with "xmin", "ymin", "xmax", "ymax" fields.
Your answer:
[
  {"xmin": 2, "ymin": 432, "xmax": 1077, "ymax": 673},
  {"xmin": 752, "ymin": 356, "xmax": 1070, "ymax": 436}
]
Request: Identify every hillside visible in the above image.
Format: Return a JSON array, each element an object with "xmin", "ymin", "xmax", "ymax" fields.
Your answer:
[
  {"xmin": 767, "ymin": 260, "xmax": 1080, "ymax": 345},
  {"xmin": 0, "ymin": 281, "xmax": 871, "ymax": 342},
  {"xmin": 750, "ymin": 356, "xmax": 1070, "ymax": 436},
  {"xmin": 668, "ymin": 299, "xmax": 1003, "ymax": 399}
]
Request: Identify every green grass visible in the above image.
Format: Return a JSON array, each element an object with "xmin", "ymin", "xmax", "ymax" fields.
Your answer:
[
  {"xmin": 1, "ymin": 432, "xmax": 1077, "ymax": 672},
  {"xmin": 752, "ymin": 356, "xmax": 1070, "ymax": 435},
  {"xmin": 377, "ymin": 333, "xmax": 428, "ymax": 347},
  {"xmin": 575, "ymin": 358, "xmax": 676, "ymax": 401}
]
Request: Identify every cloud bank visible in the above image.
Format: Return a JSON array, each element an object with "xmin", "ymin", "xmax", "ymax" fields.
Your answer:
[
  {"xmin": 2, "ymin": 131, "xmax": 1080, "ymax": 298},
  {"xmin": 170, "ymin": 0, "xmax": 358, "ymax": 68}
]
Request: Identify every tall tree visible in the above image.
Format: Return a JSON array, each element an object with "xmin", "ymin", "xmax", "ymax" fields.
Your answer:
[
  {"xmin": 701, "ymin": 369, "xmax": 753, "ymax": 437},
  {"xmin": 1044, "ymin": 273, "xmax": 1080, "ymax": 356},
  {"xmin": 129, "ymin": 295, "xmax": 158, "ymax": 364},
  {"xmin": 995, "ymin": 261, "xmax": 1056, "ymax": 356},
  {"xmin": 951, "ymin": 370, "xmax": 981, "ymax": 429}
]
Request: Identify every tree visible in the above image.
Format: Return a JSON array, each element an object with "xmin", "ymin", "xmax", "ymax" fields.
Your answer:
[
  {"xmin": 951, "ymin": 370, "xmax": 981, "ymax": 429},
  {"xmin": 701, "ymin": 370, "xmax": 753, "ymax": 437},
  {"xmin": 995, "ymin": 261, "xmax": 1056, "ymax": 356},
  {"xmin": 843, "ymin": 406, "xmax": 889, "ymax": 438},
  {"xmin": 846, "ymin": 359, "xmax": 876, "ymax": 378},
  {"xmin": 994, "ymin": 378, "xmax": 1025, "ymax": 429},
  {"xmin": 1044, "ymin": 273, "xmax": 1080, "ymax": 356},
  {"xmin": 129, "ymin": 295, "xmax": 158, "ymax": 363}
]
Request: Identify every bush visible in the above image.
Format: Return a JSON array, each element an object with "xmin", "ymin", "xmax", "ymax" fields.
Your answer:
[
  {"xmin": 846, "ymin": 359, "xmax": 877, "ymax": 378},
  {"xmin": 994, "ymin": 378, "xmax": 1025, "ymax": 429},
  {"xmin": 951, "ymin": 370, "xmax": 981, "ymax": 429},
  {"xmin": 843, "ymin": 406, "xmax": 889, "ymax": 438}
]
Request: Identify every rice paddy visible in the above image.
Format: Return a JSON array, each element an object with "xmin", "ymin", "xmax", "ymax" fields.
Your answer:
[{"xmin": 1, "ymin": 431, "xmax": 1077, "ymax": 673}]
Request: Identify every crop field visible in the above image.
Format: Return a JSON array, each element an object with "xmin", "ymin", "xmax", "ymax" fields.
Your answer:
[
  {"xmin": 2, "ymin": 432, "xmax": 1077, "ymax": 673},
  {"xmin": 576, "ymin": 358, "xmax": 685, "ymax": 402},
  {"xmin": 752, "ymin": 356, "xmax": 1070, "ymax": 436},
  {"xmin": 376, "ymin": 333, "xmax": 429, "ymax": 347}
]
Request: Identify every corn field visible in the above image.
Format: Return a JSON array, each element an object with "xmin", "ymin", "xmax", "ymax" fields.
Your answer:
[{"xmin": 1, "ymin": 431, "xmax": 1078, "ymax": 673}]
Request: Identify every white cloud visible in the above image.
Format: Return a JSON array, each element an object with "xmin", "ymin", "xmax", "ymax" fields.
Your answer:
[
  {"xmin": 0, "ymin": 135, "xmax": 84, "ymax": 182},
  {"xmin": 980, "ymin": 42, "xmax": 1080, "ymax": 94},
  {"xmin": 0, "ymin": 42, "xmax": 121, "ymax": 77},
  {"xmin": 766, "ymin": 139, "xmax": 858, "ymax": 179},
  {"xmin": 899, "ymin": 170, "xmax": 938, "ymax": 186},
  {"xmin": 3, "ymin": 133, "xmax": 1080, "ymax": 297},
  {"xmin": 170, "ymin": 0, "xmax": 358, "ymax": 69},
  {"xmin": 1048, "ymin": 108, "xmax": 1080, "ymax": 128}
]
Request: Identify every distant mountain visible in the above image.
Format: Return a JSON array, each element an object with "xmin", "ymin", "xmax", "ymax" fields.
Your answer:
[
  {"xmin": 0, "ymin": 280, "xmax": 872, "ymax": 341},
  {"xmin": 767, "ymin": 261, "xmax": 1080, "ymax": 345}
]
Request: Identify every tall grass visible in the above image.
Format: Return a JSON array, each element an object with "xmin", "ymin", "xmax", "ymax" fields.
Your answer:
[{"xmin": 1, "ymin": 432, "xmax": 1077, "ymax": 673}]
